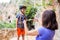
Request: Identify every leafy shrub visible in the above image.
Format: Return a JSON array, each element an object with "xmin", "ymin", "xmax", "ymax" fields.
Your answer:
[
  {"xmin": 25, "ymin": 6, "xmax": 37, "ymax": 30},
  {"xmin": 26, "ymin": 6, "xmax": 37, "ymax": 19},
  {"xmin": 0, "ymin": 20, "xmax": 16, "ymax": 29}
]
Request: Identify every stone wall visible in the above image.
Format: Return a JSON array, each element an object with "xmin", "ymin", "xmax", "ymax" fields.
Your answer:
[{"xmin": 0, "ymin": 28, "xmax": 17, "ymax": 40}]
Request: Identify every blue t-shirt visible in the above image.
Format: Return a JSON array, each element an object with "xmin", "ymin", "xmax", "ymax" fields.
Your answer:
[
  {"xmin": 16, "ymin": 13, "xmax": 26, "ymax": 28},
  {"xmin": 36, "ymin": 26, "xmax": 55, "ymax": 40}
]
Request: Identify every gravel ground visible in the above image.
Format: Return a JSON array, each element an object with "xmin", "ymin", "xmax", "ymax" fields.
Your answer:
[{"xmin": 10, "ymin": 36, "xmax": 36, "ymax": 40}]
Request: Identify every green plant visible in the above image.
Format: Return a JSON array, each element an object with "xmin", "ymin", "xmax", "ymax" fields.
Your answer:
[
  {"xmin": 0, "ymin": 20, "xmax": 16, "ymax": 29},
  {"xmin": 42, "ymin": 0, "xmax": 46, "ymax": 8},
  {"xmin": 26, "ymin": 6, "xmax": 37, "ymax": 19},
  {"xmin": 42, "ymin": 0, "xmax": 53, "ymax": 8},
  {"xmin": 47, "ymin": 0, "xmax": 53, "ymax": 6},
  {"xmin": 25, "ymin": 6, "xmax": 37, "ymax": 30}
]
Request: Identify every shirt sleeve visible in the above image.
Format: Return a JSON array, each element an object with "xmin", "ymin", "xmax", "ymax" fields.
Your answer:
[
  {"xmin": 16, "ymin": 14, "xmax": 19, "ymax": 18},
  {"xmin": 37, "ymin": 27, "xmax": 44, "ymax": 35}
]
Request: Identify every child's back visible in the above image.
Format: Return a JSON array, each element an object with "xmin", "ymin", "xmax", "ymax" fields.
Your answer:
[{"xmin": 36, "ymin": 26, "xmax": 55, "ymax": 40}]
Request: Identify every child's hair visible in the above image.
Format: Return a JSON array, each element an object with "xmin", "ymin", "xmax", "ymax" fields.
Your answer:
[
  {"xmin": 42, "ymin": 10, "xmax": 58, "ymax": 30},
  {"xmin": 19, "ymin": 5, "xmax": 26, "ymax": 10}
]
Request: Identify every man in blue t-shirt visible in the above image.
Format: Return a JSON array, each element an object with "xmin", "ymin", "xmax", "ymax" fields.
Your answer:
[{"xmin": 16, "ymin": 6, "xmax": 26, "ymax": 40}]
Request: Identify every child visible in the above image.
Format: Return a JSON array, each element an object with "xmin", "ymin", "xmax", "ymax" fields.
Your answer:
[
  {"xmin": 23, "ymin": 10, "xmax": 58, "ymax": 40},
  {"xmin": 16, "ymin": 6, "xmax": 26, "ymax": 40}
]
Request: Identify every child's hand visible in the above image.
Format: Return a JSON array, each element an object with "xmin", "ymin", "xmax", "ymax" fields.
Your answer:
[{"xmin": 33, "ymin": 18, "xmax": 39, "ymax": 22}]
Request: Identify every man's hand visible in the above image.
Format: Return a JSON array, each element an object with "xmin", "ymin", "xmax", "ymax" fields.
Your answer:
[{"xmin": 23, "ymin": 20, "xmax": 26, "ymax": 24}]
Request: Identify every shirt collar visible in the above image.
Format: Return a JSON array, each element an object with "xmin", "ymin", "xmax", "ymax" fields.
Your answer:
[{"xmin": 19, "ymin": 11, "xmax": 24, "ymax": 15}]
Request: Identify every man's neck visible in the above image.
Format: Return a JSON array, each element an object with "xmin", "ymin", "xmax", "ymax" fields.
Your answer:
[{"xmin": 19, "ymin": 11, "xmax": 24, "ymax": 15}]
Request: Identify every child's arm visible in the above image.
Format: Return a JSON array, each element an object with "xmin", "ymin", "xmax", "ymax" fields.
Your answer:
[
  {"xmin": 33, "ymin": 18, "xmax": 42, "ymax": 25},
  {"xmin": 23, "ymin": 20, "xmax": 39, "ymax": 36}
]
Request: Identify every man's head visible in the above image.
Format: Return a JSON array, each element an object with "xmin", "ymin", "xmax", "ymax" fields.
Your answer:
[{"xmin": 19, "ymin": 6, "xmax": 26, "ymax": 14}]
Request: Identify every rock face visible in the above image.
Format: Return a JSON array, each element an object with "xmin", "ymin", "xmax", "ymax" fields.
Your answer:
[
  {"xmin": 0, "ymin": 28, "xmax": 17, "ymax": 40},
  {"xmin": 54, "ymin": 5, "xmax": 60, "ymax": 40}
]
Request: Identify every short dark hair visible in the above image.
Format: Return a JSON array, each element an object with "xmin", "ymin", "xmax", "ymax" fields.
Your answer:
[
  {"xmin": 58, "ymin": 0, "xmax": 60, "ymax": 3},
  {"xmin": 42, "ymin": 10, "xmax": 58, "ymax": 30},
  {"xmin": 19, "ymin": 6, "xmax": 26, "ymax": 10}
]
